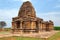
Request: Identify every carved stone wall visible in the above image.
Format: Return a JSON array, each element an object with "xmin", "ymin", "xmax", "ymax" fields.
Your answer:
[{"xmin": 12, "ymin": 1, "xmax": 54, "ymax": 33}]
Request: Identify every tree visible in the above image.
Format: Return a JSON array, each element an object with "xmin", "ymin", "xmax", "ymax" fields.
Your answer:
[{"xmin": 0, "ymin": 21, "xmax": 6, "ymax": 31}]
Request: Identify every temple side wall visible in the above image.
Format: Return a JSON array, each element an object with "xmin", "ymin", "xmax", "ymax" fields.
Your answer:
[
  {"xmin": 42, "ymin": 23, "xmax": 46, "ymax": 31},
  {"xmin": 49, "ymin": 24, "xmax": 54, "ymax": 31}
]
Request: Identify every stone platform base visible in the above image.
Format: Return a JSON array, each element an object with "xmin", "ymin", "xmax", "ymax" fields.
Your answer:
[
  {"xmin": 0, "ymin": 31, "xmax": 59, "ymax": 38},
  {"xmin": 11, "ymin": 31, "xmax": 59, "ymax": 38}
]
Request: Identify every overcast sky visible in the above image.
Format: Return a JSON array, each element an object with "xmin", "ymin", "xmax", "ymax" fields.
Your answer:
[{"xmin": 0, "ymin": 0, "xmax": 60, "ymax": 28}]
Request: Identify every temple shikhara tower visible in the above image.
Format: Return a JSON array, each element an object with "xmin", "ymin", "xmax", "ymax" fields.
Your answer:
[{"xmin": 12, "ymin": 1, "xmax": 54, "ymax": 33}]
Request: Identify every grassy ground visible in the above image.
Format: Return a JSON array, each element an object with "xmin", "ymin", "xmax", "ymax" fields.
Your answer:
[
  {"xmin": 0, "ymin": 31, "xmax": 10, "ymax": 34},
  {"xmin": 48, "ymin": 31, "xmax": 60, "ymax": 40},
  {"xmin": 0, "ymin": 31, "xmax": 60, "ymax": 40},
  {"xmin": 0, "ymin": 36, "xmax": 42, "ymax": 40}
]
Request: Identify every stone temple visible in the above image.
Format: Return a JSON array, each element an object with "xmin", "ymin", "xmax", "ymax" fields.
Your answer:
[{"xmin": 12, "ymin": 1, "xmax": 54, "ymax": 33}]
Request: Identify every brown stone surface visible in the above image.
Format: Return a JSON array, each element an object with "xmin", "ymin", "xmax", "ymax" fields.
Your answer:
[
  {"xmin": 12, "ymin": 1, "xmax": 54, "ymax": 33},
  {"xmin": 0, "ymin": 31, "xmax": 58, "ymax": 38}
]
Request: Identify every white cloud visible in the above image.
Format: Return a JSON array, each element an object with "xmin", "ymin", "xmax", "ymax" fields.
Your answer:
[
  {"xmin": 37, "ymin": 12, "xmax": 60, "ymax": 26},
  {"xmin": 0, "ymin": 9, "xmax": 18, "ymax": 28},
  {"xmin": 0, "ymin": 9, "xmax": 18, "ymax": 19}
]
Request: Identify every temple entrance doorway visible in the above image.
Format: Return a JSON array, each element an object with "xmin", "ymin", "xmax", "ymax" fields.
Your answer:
[
  {"xmin": 16, "ymin": 21, "xmax": 20, "ymax": 29},
  {"xmin": 35, "ymin": 22, "xmax": 39, "ymax": 33}
]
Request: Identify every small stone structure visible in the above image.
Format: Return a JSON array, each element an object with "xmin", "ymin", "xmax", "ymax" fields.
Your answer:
[{"xmin": 12, "ymin": 1, "xmax": 54, "ymax": 33}]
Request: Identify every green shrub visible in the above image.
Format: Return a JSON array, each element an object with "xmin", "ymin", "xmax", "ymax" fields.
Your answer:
[{"xmin": 54, "ymin": 26, "xmax": 60, "ymax": 30}]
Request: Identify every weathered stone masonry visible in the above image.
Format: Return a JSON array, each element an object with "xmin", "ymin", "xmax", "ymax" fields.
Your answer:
[{"xmin": 12, "ymin": 1, "xmax": 54, "ymax": 33}]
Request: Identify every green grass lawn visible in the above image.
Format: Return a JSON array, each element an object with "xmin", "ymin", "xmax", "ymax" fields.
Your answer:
[
  {"xmin": 47, "ymin": 31, "xmax": 60, "ymax": 40},
  {"xmin": 0, "ymin": 31, "xmax": 60, "ymax": 40},
  {"xmin": 0, "ymin": 36, "xmax": 42, "ymax": 40}
]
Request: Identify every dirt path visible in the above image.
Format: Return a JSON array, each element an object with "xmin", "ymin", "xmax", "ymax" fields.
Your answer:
[{"xmin": 57, "ymin": 37, "xmax": 60, "ymax": 40}]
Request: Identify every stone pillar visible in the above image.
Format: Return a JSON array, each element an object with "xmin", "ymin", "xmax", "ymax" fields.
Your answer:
[
  {"xmin": 31, "ymin": 21, "xmax": 36, "ymax": 33},
  {"xmin": 20, "ymin": 21, "xmax": 23, "ymax": 34},
  {"xmin": 30, "ymin": 21, "xmax": 35, "ymax": 33},
  {"xmin": 14, "ymin": 22, "xmax": 17, "ymax": 29},
  {"xmin": 12, "ymin": 22, "xmax": 15, "ymax": 33},
  {"xmin": 40, "ymin": 22, "xmax": 42, "ymax": 31},
  {"xmin": 38, "ymin": 22, "xmax": 40, "ymax": 33},
  {"xmin": 42, "ymin": 23, "xmax": 46, "ymax": 31},
  {"xmin": 12, "ymin": 22, "xmax": 14, "ymax": 29},
  {"xmin": 49, "ymin": 20, "xmax": 54, "ymax": 31},
  {"xmin": 52, "ymin": 24, "xmax": 54, "ymax": 30},
  {"xmin": 30, "ymin": 21, "xmax": 33, "ymax": 34},
  {"xmin": 12, "ymin": 22, "xmax": 17, "ymax": 33},
  {"xmin": 42, "ymin": 23, "xmax": 43, "ymax": 31},
  {"xmin": 43, "ymin": 23, "xmax": 46, "ymax": 31},
  {"xmin": 48, "ymin": 23, "xmax": 51, "ymax": 31},
  {"xmin": 49, "ymin": 24, "xmax": 54, "ymax": 31},
  {"xmin": 32, "ymin": 22, "xmax": 36, "ymax": 29},
  {"xmin": 14, "ymin": 22, "xmax": 17, "ymax": 32}
]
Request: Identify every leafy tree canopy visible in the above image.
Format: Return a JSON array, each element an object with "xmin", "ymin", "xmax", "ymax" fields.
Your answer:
[{"xmin": 0, "ymin": 21, "xmax": 6, "ymax": 28}]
